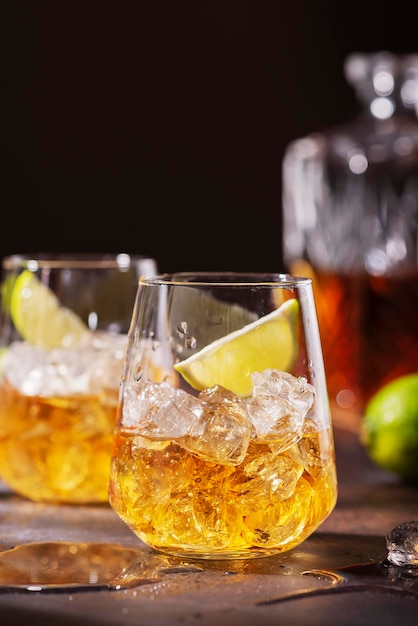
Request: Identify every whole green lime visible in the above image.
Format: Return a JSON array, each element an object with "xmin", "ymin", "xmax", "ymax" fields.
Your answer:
[{"xmin": 361, "ymin": 374, "xmax": 418, "ymax": 482}]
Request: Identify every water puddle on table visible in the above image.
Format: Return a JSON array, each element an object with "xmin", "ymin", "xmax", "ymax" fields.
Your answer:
[
  {"xmin": 0, "ymin": 542, "xmax": 203, "ymax": 591},
  {"xmin": 257, "ymin": 559, "xmax": 418, "ymax": 606},
  {"xmin": 0, "ymin": 522, "xmax": 417, "ymax": 597},
  {"xmin": 259, "ymin": 521, "xmax": 418, "ymax": 605}
]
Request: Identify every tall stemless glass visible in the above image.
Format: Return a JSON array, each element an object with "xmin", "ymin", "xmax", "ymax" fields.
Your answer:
[
  {"xmin": 109, "ymin": 273, "xmax": 338, "ymax": 560},
  {"xmin": 0, "ymin": 253, "xmax": 157, "ymax": 504}
]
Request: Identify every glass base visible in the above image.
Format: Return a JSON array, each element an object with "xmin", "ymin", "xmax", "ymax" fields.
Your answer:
[{"xmin": 153, "ymin": 545, "xmax": 284, "ymax": 560}]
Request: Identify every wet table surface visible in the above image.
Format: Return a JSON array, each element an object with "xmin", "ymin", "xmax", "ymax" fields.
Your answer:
[{"xmin": 1, "ymin": 426, "xmax": 418, "ymax": 626}]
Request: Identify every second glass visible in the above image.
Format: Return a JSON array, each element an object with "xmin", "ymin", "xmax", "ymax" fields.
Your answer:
[
  {"xmin": 109, "ymin": 273, "xmax": 337, "ymax": 560},
  {"xmin": 0, "ymin": 253, "xmax": 157, "ymax": 504}
]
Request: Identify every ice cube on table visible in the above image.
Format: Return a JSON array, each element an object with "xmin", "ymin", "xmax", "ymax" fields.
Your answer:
[{"xmin": 386, "ymin": 521, "xmax": 418, "ymax": 570}]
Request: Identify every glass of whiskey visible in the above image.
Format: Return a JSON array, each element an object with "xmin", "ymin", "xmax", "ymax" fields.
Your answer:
[
  {"xmin": 0, "ymin": 253, "xmax": 157, "ymax": 503},
  {"xmin": 109, "ymin": 272, "xmax": 338, "ymax": 559}
]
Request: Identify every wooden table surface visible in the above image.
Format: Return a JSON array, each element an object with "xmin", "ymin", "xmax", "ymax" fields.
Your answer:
[{"xmin": 1, "ymin": 426, "xmax": 418, "ymax": 626}]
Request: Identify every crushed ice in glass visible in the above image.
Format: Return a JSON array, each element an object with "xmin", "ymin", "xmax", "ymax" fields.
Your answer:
[
  {"xmin": 122, "ymin": 368, "xmax": 315, "ymax": 465},
  {"xmin": 3, "ymin": 332, "xmax": 128, "ymax": 396},
  {"xmin": 247, "ymin": 370, "xmax": 314, "ymax": 451},
  {"xmin": 386, "ymin": 521, "xmax": 418, "ymax": 570}
]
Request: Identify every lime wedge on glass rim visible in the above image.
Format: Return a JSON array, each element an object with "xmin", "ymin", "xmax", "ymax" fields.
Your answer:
[
  {"xmin": 10, "ymin": 270, "xmax": 88, "ymax": 349},
  {"xmin": 174, "ymin": 298, "xmax": 299, "ymax": 397}
]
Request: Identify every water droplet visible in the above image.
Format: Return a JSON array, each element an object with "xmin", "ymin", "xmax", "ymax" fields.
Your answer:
[
  {"xmin": 177, "ymin": 322, "xmax": 188, "ymax": 336},
  {"xmin": 185, "ymin": 336, "xmax": 197, "ymax": 349}
]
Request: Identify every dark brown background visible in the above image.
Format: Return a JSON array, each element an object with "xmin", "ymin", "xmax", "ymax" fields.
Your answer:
[{"xmin": 2, "ymin": 1, "xmax": 416, "ymax": 272}]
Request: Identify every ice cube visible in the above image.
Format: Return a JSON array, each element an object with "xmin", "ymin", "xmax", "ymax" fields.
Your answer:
[
  {"xmin": 122, "ymin": 379, "xmax": 202, "ymax": 439},
  {"xmin": 246, "ymin": 369, "xmax": 314, "ymax": 452},
  {"xmin": 230, "ymin": 446, "xmax": 304, "ymax": 513},
  {"xmin": 386, "ymin": 521, "xmax": 418, "ymax": 570},
  {"xmin": 184, "ymin": 385, "xmax": 252, "ymax": 466},
  {"xmin": 2, "ymin": 332, "xmax": 127, "ymax": 397},
  {"xmin": 122, "ymin": 381, "xmax": 252, "ymax": 466},
  {"xmin": 120, "ymin": 370, "xmax": 315, "ymax": 467},
  {"xmin": 85, "ymin": 331, "xmax": 127, "ymax": 393}
]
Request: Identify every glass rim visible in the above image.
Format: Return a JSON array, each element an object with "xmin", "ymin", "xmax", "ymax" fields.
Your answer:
[
  {"xmin": 2, "ymin": 253, "xmax": 157, "ymax": 271},
  {"xmin": 138, "ymin": 272, "xmax": 313, "ymax": 288}
]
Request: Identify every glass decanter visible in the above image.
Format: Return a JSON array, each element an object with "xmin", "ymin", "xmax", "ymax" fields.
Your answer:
[{"xmin": 282, "ymin": 51, "xmax": 418, "ymax": 431}]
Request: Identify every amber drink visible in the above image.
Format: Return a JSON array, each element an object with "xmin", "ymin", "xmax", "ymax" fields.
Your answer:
[
  {"xmin": 0, "ymin": 333, "xmax": 124, "ymax": 503},
  {"xmin": 109, "ymin": 273, "xmax": 337, "ymax": 559},
  {"xmin": 294, "ymin": 266, "xmax": 418, "ymax": 428}
]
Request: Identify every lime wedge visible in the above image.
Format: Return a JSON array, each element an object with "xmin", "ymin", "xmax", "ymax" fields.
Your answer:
[
  {"xmin": 174, "ymin": 298, "xmax": 299, "ymax": 397},
  {"xmin": 10, "ymin": 270, "xmax": 88, "ymax": 349}
]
